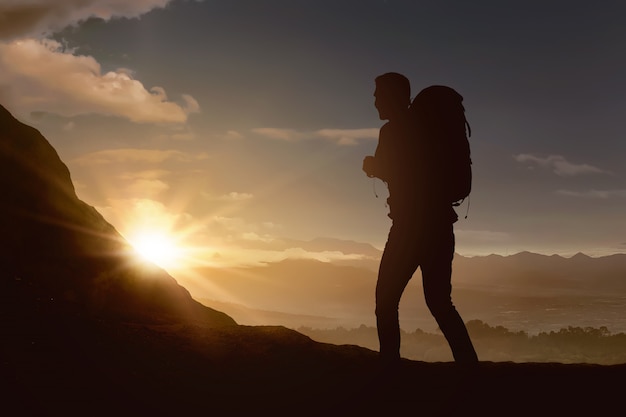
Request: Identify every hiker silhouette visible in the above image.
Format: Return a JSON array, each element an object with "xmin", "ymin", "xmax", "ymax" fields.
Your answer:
[{"xmin": 363, "ymin": 72, "xmax": 478, "ymax": 364}]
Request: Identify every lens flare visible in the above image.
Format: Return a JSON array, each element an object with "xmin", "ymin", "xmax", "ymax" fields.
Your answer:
[{"xmin": 128, "ymin": 231, "xmax": 183, "ymax": 270}]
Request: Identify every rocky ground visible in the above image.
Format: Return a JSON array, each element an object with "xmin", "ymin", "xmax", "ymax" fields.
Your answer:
[{"xmin": 3, "ymin": 305, "xmax": 624, "ymax": 417}]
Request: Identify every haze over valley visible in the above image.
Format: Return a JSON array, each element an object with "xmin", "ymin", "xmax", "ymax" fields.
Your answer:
[{"xmin": 184, "ymin": 249, "xmax": 626, "ymax": 332}]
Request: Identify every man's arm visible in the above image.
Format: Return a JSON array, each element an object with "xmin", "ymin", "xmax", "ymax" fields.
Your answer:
[{"xmin": 362, "ymin": 124, "xmax": 391, "ymax": 181}]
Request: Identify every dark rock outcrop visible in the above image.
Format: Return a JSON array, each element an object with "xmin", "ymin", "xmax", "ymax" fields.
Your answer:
[{"xmin": 0, "ymin": 104, "xmax": 235, "ymax": 326}]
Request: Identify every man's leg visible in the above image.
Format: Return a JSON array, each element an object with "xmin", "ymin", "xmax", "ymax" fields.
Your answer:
[
  {"xmin": 375, "ymin": 223, "xmax": 419, "ymax": 363},
  {"xmin": 421, "ymin": 225, "xmax": 478, "ymax": 363}
]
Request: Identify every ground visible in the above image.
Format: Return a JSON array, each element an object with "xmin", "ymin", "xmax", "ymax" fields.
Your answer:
[{"xmin": 3, "ymin": 309, "xmax": 624, "ymax": 417}]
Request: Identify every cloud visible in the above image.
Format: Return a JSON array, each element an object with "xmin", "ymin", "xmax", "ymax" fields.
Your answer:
[
  {"xmin": 74, "ymin": 148, "xmax": 208, "ymax": 165},
  {"xmin": 220, "ymin": 192, "xmax": 254, "ymax": 201},
  {"xmin": 252, "ymin": 128, "xmax": 304, "ymax": 142},
  {"xmin": 0, "ymin": 1, "xmax": 199, "ymax": 123},
  {"xmin": 556, "ymin": 189, "xmax": 626, "ymax": 199},
  {"xmin": 223, "ymin": 130, "xmax": 244, "ymax": 140},
  {"xmin": 0, "ymin": 38, "xmax": 198, "ymax": 123},
  {"xmin": 155, "ymin": 125, "xmax": 197, "ymax": 141},
  {"xmin": 263, "ymin": 247, "xmax": 367, "ymax": 264},
  {"xmin": 201, "ymin": 191, "xmax": 255, "ymax": 202},
  {"xmin": 115, "ymin": 169, "xmax": 171, "ymax": 197},
  {"xmin": 181, "ymin": 94, "xmax": 200, "ymax": 114},
  {"xmin": 241, "ymin": 232, "xmax": 275, "ymax": 243},
  {"xmin": 0, "ymin": 0, "xmax": 174, "ymax": 41},
  {"xmin": 210, "ymin": 216, "xmax": 268, "ymax": 234},
  {"xmin": 207, "ymin": 216, "xmax": 287, "ymax": 248},
  {"xmin": 252, "ymin": 127, "xmax": 378, "ymax": 145},
  {"xmin": 125, "ymin": 178, "xmax": 170, "ymax": 198},
  {"xmin": 315, "ymin": 128, "xmax": 378, "ymax": 146},
  {"xmin": 194, "ymin": 246, "xmax": 370, "ymax": 268},
  {"xmin": 514, "ymin": 154, "xmax": 608, "ymax": 176},
  {"xmin": 118, "ymin": 169, "xmax": 170, "ymax": 180},
  {"xmin": 96, "ymin": 197, "xmax": 190, "ymax": 238}
]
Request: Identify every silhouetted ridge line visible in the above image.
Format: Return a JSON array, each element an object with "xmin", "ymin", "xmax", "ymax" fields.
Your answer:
[{"xmin": 0, "ymin": 104, "xmax": 235, "ymax": 326}]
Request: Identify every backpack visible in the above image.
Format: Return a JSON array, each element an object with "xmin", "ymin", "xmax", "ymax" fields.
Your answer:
[{"xmin": 409, "ymin": 85, "xmax": 472, "ymax": 208}]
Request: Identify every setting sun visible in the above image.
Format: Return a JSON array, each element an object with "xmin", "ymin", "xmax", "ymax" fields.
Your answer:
[{"xmin": 128, "ymin": 231, "xmax": 184, "ymax": 270}]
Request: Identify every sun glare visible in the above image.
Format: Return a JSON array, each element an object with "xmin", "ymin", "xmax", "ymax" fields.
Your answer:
[{"xmin": 129, "ymin": 231, "xmax": 184, "ymax": 270}]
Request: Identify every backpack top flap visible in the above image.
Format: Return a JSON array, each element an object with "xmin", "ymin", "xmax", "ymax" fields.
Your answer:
[{"xmin": 411, "ymin": 85, "xmax": 471, "ymax": 137}]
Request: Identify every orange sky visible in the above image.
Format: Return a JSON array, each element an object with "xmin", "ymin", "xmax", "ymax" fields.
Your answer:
[{"xmin": 2, "ymin": 0, "xmax": 626, "ymax": 273}]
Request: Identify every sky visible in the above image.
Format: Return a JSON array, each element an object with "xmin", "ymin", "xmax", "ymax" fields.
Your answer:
[{"xmin": 1, "ymin": 0, "xmax": 626, "ymax": 272}]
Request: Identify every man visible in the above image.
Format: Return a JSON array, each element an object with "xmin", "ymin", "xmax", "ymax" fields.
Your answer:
[{"xmin": 363, "ymin": 72, "xmax": 478, "ymax": 365}]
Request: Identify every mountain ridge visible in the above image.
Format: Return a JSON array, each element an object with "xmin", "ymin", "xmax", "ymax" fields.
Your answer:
[{"xmin": 183, "ymin": 249, "xmax": 626, "ymax": 327}]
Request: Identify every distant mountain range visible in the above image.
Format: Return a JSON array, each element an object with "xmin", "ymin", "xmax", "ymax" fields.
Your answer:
[
  {"xmin": 454, "ymin": 251, "xmax": 626, "ymax": 293},
  {"xmin": 186, "ymin": 250, "xmax": 626, "ymax": 329}
]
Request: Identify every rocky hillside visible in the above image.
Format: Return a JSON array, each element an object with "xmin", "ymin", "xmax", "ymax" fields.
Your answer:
[{"xmin": 0, "ymin": 104, "xmax": 233, "ymax": 325}]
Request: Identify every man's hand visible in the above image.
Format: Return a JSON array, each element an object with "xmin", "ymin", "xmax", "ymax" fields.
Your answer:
[{"xmin": 362, "ymin": 155, "xmax": 376, "ymax": 178}]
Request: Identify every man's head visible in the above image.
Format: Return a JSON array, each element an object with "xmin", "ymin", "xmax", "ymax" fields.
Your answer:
[{"xmin": 374, "ymin": 72, "xmax": 411, "ymax": 120}]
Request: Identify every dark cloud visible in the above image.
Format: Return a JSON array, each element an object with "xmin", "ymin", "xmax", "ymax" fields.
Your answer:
[{"xmin": 0, "ymin": 0, "xmax": 173, "ymax": 41}]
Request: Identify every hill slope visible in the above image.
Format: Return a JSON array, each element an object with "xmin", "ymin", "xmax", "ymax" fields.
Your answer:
[{"xmin": 0, "ymin": 104, "xmax": 234, "ymax": 325}]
